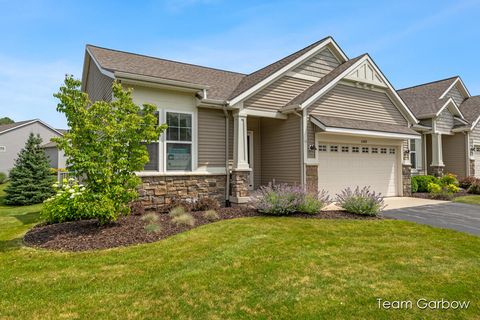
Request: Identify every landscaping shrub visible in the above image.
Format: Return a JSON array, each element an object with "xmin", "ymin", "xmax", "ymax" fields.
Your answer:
[
  {"xmin": 468, "ymin": 180, "xmax": 480, "ymax": 195},
  {"xmin": 298, "ymin": 190, "xmax": 330, "ymax": 214},
  {"xmin": 412, "ymin": 175, "xmax": 439, "ymax": 193},
  {"xmin": 427, "ymin": 182, "xmax": 459, "ymax": 200},
  {"xmin": 4, "ymin": 133, "xmax": 55, "ymax": 205},
  {"xmin": 336, "ymin": 186, "xmax": 385, "ymax": 216},
  {"xmin": 171, "ymin": 212, "xmax": 196, "ymax": 227},
  {"xmin": 203, "ymin": 209, "xmax": 219, "ymax": 221},
  {"xmin": 141, "ymin": 213, "xmax": 161, "ymax": 233},
  {"xmin": 0, "ymin": 172, "xmax": 7, "ymax": 184},
  {"xmin": 411, "ymin": 178, "xmax": 419, "ymax": 193},
  {"xmin": 440, "ymin": 173, "xmax": 459, "ymax": 187},
  {"xmin": 460, "ymin": 176, "xmax": 479, "ymax": 189},
  {"xmin": 169, "ymin": 206, "xmax": 187, "ymax": 218},
  {"xmin": 41, "ymin": 178, "xmax": 88, "ymax": 223},
  {"xmin": 194, "ymin": 197, "xmax": 220, "ymax": 211},
  {"xmin": 144, "ymin": 223, "xmax": 162, "ymax": 233},
  {"xmin": 427, "ymin": 182, "xmax": 442, "ymax": 194}
]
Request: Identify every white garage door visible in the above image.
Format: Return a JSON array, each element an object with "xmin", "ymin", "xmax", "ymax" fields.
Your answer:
[
  {"xmin": 317, "ymin": 143, "xmax": 399, "ymax": 198},
  {"xmin": 474, "ymin": 146, "xmax": 480, "ymax": 178}
]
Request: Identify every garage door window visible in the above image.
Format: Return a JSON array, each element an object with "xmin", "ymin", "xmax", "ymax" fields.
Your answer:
[
  {"xmin": 330, "ymin": 145, "xmax": 338, "ymax": 152},
  {"xmin": 341, "ymin": 146, "xmax": 349, "ymax": 153},
  {"xmin": 362, "ymin": 147, "xmax": 369, "ymax": 153},
  {"xmin": 381, "ymin": 148, "xmax": 387, "ymax": 154},
  {"xmin": 371, "ymin": 147, "xmax": 378, "ymax": 154},
  {"xmin": 352, "ymin": 146, "xmax": 359, "ymax": 153},
  {"xmin": 318, "ymin": 145, "xmax": 327, "ymax": 152},
  {"xmin": 389, "ymin": 148, "xmax": 396, "ymax": 154}
]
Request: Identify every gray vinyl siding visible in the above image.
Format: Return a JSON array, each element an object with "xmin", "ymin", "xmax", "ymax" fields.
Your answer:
[
  {"xmin": 443, "ymin": 133, "xmax": 467, "ymax": 178},
  {"xmin": 420, "ymin": 119, "xmax": 433, "ymax": 127},
  {"xmin": 307, "ymin": 120, "xmax": 316, "ymax": 159},
  {"xmin": 244, "ymin": 76, "xmax": 314, "ymax": 111},
  {"xmin": 85, "ymin": 59, "xmax": 113, "ymax": 102},
  {"xmin": 292, "ymin": 48, "xmax": 341, "ymax": 78},
  {"xmin": 247, "ymin": 117, "xmax": 261, "ymax": 188},
  {"xmin": 471, "ymin": 123, "xmax": 480, "ymax": 145},
  {"xmin": 0, "ymin": 122, "xmax": 62, "ymax": 174},
  {"xmin": 446, "ymin": 85, "xmax": 465, "ymax": 106},
  {"xmin": 260, "ymin": 115, "xmax": 301, "ymax": 185},
  {"xmin": 435, "ymin": 108, "xmax": 454, "ymax": 134},
  {"xmin": 228, "ymin": 113, "xmax": 234, "ymax": 162},
  {"xmin": 308, "ymin": 84, "xmax": 408, "ymax": 126},
  {"xmin": 198, "ymin": 108, "xmax": 226, "ymax": 168}
]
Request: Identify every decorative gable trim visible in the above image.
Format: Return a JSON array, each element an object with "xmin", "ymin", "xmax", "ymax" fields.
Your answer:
[
  {"xmin": 344, "ymin": 60, "xmax": 387, "ymax": 87},
  {"xmin": 439, "ymin": 77, "xmax": 471, "ymax": 99},
  {"xmin": 434, "ymin": 97, "xmax": 464, "ymax": 119},
  {"xmin": 228, "ymin": 38, "xmax": 348, "ymax": 106}
]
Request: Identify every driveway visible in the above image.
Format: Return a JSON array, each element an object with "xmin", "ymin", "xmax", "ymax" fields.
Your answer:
[{"xmin": 384, "ymin": 201, "xmax": 480, "ymax": 236}]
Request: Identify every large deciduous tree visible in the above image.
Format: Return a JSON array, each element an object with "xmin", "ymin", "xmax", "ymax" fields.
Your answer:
[{"xmin": 51, "ymin": 76, "xmax": 166, "ymax": 223}]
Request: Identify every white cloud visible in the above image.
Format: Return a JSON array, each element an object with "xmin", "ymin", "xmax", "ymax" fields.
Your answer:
[{"xmin": 0, "ymin": 55, "xmax": 78, "ymax": 128}]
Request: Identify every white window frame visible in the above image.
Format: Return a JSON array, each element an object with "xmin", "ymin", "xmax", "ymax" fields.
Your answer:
[
  {"xmin": 163, "ymin": 109, "xmax": 196, "ymax": 173},
  {"xmin": 0, "ymin": 146, "xmax": 5, "ymax": 152}
]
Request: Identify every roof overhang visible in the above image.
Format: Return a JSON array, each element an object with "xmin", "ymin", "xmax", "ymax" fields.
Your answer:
[
  {"xmin": 439, "ymin": 77, "xmax": 471, "ymax": 99},
  {"xmin": 115, "ymin": 71, "xmax": 209, "ymax": 93},
  {"xmin": 311, "ymin": 116, "xmax": 420, "ymax": 140},
  {"xmin": 0, "ymin": 119, "xmax": 64, "ymax": 136},
  {"xmin": 82, "ymin": 47, "xmax": 115, "ymax": 91},
  {"xmin": 227, "ymin": 37, "xmax": 348, "ymax": 106}
]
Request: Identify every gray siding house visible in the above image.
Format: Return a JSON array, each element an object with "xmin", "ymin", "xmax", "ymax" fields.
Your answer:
[
  {"xmin": 0, "ymin": 119, "xmax": 66, "ymax": 175},
  {"xmin": 82, "ymin": 37, "xmax": 423, "ymax": 209}
]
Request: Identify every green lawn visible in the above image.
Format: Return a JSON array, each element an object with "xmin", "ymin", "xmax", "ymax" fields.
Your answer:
[
  {"xmin": 454, "ymin": 195, "xmax": 480, "ymax": 205},
  {"xmin": 0, "ymin": 183, "xmax": 479, "ymax": 319}
]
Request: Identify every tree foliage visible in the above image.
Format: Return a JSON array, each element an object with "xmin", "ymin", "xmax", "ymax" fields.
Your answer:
[
  {"xmin": 0, "ymin": 117, "xmax": 14, "ymax": 125},
  {"xmin": 4, "ymin": 133, "xmax": 54, "ymax": 205},
  {"xmin": 50, "ymin": 76, "xmax": 166, "ymax": 223}
]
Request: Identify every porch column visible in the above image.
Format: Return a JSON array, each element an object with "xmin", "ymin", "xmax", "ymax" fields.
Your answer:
[
  {"xmin": 402, "ymin": 140, "xmax": 412, "ymax": 196},
  {"xmin": 230, "ymin": 110, "xmax": 251, "ymax": 206},
  {"xmin": 430, "ymin": 133, "xmax": 444, "ymax": 177}
]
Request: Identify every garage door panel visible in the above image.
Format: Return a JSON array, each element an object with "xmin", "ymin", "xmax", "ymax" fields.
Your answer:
[{"xmin": 317, "ymin": 142, "xmax": 398, "ymax": 197}]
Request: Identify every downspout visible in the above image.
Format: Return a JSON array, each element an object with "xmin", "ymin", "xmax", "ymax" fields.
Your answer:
[
  {"xmin": 223, "ymin": 106, "xmax": 230, "ymax": 206},
  {"xmin": 292, "ymin": 110, "xmax": 304, "ymax": 187}
]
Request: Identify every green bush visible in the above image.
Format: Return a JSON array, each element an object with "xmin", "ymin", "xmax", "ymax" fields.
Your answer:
[
  {"xmin": 336, "ymin": 186, "xmax": 385, "ymax": 216},
  {"xmin": 427, "ymin": 182, "xmax": 457, "ymax": 200},
  {"xmin": 41, "ymin": 179, "xmax": 88, "ymax": 223},
  {"xmin": 468, "ymin": 181, "xmax": 480, "ymax": 195},
  {"xmin": 440, "ymin": 173, "xmax": 459, "ymax": 187},
  {"xmin": 0, "ymin": 172, "xmax": 7, "ymax": 184},
  {"xmin": 298, "ymin": 194, "xmax": 327, "ymax": 214},
  {"xmin": 411, "ymin": 178, "xmax": 419, "ymax": 193},
  {"xmin": 412, "ymin": 175, "xmax": 439, "ymax": 193}
]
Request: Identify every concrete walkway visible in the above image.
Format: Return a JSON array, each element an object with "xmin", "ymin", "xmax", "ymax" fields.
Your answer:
[{"xmin": 383, "ymin": 197, "xmax": 446, "ymax": 210}]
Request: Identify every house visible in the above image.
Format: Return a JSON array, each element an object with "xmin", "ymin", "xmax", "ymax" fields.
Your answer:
[
  {"xmin": 82, "ymin": 37, "xmax": 421, "ymax": 208},
  {"xmin": 0, "ymin": 119, "xmax": 66, "ymax": 175},
  {"xmin": 398, "ymin": 77, "xmax": 480, "ymax": 178}
]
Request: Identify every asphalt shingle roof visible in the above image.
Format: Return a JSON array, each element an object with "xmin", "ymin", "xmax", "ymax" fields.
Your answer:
[
  {"xmin": 459, "ymin": 95, "xmax": 480, "ymax": 125},
  {"xmin": 0, "ymin": 120, "xmax": 35, "ymax": 134}
]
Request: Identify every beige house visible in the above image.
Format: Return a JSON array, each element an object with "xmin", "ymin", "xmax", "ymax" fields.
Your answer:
[
  {"xmin": 82, "ymin": 37, "xmax": 422, "ymax": 208},
  {"xmin": 399, "ymin": 77, "xmax": 480, "ymax": 178}
]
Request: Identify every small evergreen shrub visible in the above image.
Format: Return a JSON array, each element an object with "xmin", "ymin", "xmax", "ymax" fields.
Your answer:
[
  {"xmin": 252, "ymin": 184, "xmax": 330, "ymax": 215},
  {"xmin": 169, "ymin": 206, "xmax": 186, "ymax": 218},
  {"xmin": 468, "ymin": 180, "xmax": 480, "ymax": 194},
  {"xmin": 194, "ymin": 197, "xmax": 220, "ymax": 211},
  {"xmin": 203, "ymin": 209, "xmax": 219, "ymax": 221},
  {"xmin": 440, "ymin": 173, "xmax": 459, "ymax": 187},
  {"xmin": 0, "ymin": 172, "xmax": 7, "ymax": 184},
  {"xmin": 459, "ymin": 176, "xmax": 479, "ymax": 189},
  {"xmin": 5, "ymin": 133, "xmax": 55, "ymax": 205},
  {"xmin": 171, "ymin": 213, "xmax": 196, "ymax": 227},
  {"xmin": 336, "ymin": 186, "xmax": 385, "ymax": 216},
  {"xmin": 411, "ymin": 178, "xmax": 419, "ymax": 193},
  {"xmin": 412, "ymin": 175, "xmax": 439, "ymax": 193}
]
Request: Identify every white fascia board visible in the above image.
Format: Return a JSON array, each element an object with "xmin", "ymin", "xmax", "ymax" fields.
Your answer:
[
  {"xmin": 439, "ymin": 77, "xmax": 471, "ymax": 99},
  {"xmin": 471, "ymin": 116, "xmax": 480, "ymax": 131},
  {"xmin": 323, "ymin": 127, "xmax": 420, "ymax": 140},
  {"xmin": 243, "ymin": 109, "xmax": 288, "ymax": 119},
  {"xmin": 434, "ymin": 98, "xmax": 465, "ymax": 119},
  {"xmin": 0, "ymin": 119, "xmax": 64, "ymax": 136},
  {"xmin": 85, "ymin": 47, "xmax": 115, "ymax": 79},
  {"xmin": 299, "ymin": 56, "xmax": 367, "ymax": 109},
  {"xmin": 116, "ymin": 72, "xmax": 208, "ymax": 92},
  {"xmin": 228, "ymin": 38, "xmax": 338, "ymax": 106}
]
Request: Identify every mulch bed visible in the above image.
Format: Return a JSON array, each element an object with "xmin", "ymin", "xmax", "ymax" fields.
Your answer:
[
  {"xmin": 24, "ymin": 208, "xmax": 382, "ymax": 252},
  {"xmin": 412, "ymin": 190, "xmax": 472, "ymax": 200}
]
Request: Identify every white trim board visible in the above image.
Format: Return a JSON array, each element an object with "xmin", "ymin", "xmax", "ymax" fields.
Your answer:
[
  {"xmin": 0, "ymin": 119, "xmax": 64, "ymax": 137},
  {"xmin": 439, "ymin": 77, "xmax": 471, "ymax": 99}
]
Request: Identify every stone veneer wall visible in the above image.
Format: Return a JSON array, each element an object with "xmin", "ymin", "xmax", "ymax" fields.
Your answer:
[
  {"xmin": 138, "ymin": 175, "xmax": 226, "ymax": 210},
  {"xmin": 230, "ymin": 170, "xmax": 250, "ymax": 204},
  {"xmin": 305, "ymin": 165, "xmax": 318, "ymax": 193},
  {"xmin": 430, "ymin": 166, "xmax": 444, "ymax": 178},
  {"xmin": 402, "ymin": 164, "xmax": 412, "ymax": 196}
]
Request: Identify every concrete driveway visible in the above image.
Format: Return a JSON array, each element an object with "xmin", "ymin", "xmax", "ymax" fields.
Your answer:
[{"xmin": 383, "ymin": 199, "xmax": 480, "ymax": 236}]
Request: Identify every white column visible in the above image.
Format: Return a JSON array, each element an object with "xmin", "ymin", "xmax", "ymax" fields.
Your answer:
[
  {"xmin": 233, "ymin": 110, "xmax": 250, "ymax": 171},
  {"xmin": 431, "ymin": 133, "xmax": 444, "ymax": 166}
]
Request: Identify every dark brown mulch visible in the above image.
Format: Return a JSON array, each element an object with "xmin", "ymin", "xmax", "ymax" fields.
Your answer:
[
  {"xmin": 412, "ymin": 190, "xmax": 471, "ymax": 200},
  {"xmin": 23, "ymin": 208, "xmax": 382, "ymax": 252}
]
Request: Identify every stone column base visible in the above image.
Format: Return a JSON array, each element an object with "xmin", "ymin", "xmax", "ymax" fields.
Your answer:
[
  {"xmin": 470, "ymin": 159, "xmax": 476, "ymax": 177},
  {"xmin": 430, "ymin": 166, "xmax": 444, "ymax": 178},
  {"xmin": 306, "ymin": 165, "xmax": 318, "ymax": 193},
  {"xmin": 230, "ymin": 170, "xmax": 250, "ymax": 205},
  {"xmin": 402, "ymin": 164, "xmax": 412, "ymax": 196}
]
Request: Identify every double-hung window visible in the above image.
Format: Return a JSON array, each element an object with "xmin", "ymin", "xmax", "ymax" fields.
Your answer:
[{"xmin": 166, "ymin": 111, "xmax": 192, "ymax": 171}]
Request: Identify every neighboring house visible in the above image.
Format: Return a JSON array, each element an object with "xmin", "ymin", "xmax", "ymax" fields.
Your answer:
[
  {"xmin": 82, "ymin": 36, "xmax": 420, "ymax": 208},
  {"xmin": 0, "ymin": 119, "xmax": 66, "ymax": 175},
  {"xmin": 398, "ymin": 77, "xmax": 480, "ymax": 178}
]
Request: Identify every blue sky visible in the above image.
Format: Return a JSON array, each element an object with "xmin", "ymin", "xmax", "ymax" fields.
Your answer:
[{"xmin": 1, "ymin": 0, "xmax": 480, "ymax": 128}]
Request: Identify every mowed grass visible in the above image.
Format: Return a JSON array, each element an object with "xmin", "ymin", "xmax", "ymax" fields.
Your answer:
[
  {"xmin": 0, "ymin": 183, "xmax": 479, "ymax": 319},
  {"xmin": 454, "ymin": 195, "xmax": 480, "ymax": 205}
]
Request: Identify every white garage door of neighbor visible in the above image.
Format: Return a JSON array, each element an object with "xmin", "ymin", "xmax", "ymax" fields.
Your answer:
[{"xmin": 317, "ymin": 143, "xmax": 399, "ymax": 197}]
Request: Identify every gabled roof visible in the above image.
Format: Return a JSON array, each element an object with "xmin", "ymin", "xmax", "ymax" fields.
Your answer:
[
  {"xmin": 284, "ymin": 54, "xmax": 366, "ymax": 108},
  {"xmin": 398, "ymin": 76, "xmax": 459, "ymax": 118},
  {"xmin": 86, "ymin": 45, "xmax": 246, "ymax": 101},
  {"xmin": 459, "ymin": 95, "xmax": 480, "ymax": 127},
  {"xmin": 0, "ymin": 120, "xmax": 35, "ymax": 134}
]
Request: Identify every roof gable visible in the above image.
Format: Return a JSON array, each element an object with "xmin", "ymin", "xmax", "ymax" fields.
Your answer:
[
  {"xmin": 459, "ymin": 95, "xmax": 480, "ymax": 128},
  {"xmin": 0, "ymin": 119, "xmax": 64, "ymax": 136},
  {"xmin": 344, "ymin": 60, "xmax": 387, "ymax": 87}
]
